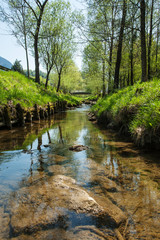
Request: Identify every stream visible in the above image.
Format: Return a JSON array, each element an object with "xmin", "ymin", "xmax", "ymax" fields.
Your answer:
[{"xmin": 0, "ymin": 105, "xmax": 160, "ymax": 239}]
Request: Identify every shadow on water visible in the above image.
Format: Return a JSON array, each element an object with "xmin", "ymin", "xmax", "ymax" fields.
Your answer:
[{"xmin": 0, "ymin": 104, "xmax": 160, "ymax": 239}]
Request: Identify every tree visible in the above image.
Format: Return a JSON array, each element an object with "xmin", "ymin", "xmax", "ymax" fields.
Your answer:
[
  {"xmin": 148, "ymin": 0, "xmax": 154, "ymax": 80},
  {"xmin": 82, "ymin": 43, "xmax": 103, "ymax": 94},
  {"xmin": 0, "ymin": 0, "xmax": 30, "ymax": 77},
  {"xmin": 11, "ymin": 59, "xmax": 24, "ymax": 73},
  {"xmin": 81, "ymin": 0, "xmax": 117, "ymax": 94},
  {"xmin": 23, "ymin": 0, "xmax": 48, "ymax": 84},
  {"xmin": 55, "ymin": 40, "xmax": 74, "ymax": 92},
  {"xmin": 114, "ymin": 0, "xmax": 127, "ymax": 89},
  {"xmin": 0, "ymin": 0, "xmax": 48, "ymax": 83},
  {"xmin": 51, "ymin": 61, "xmax": 84, "ymax": 93},
  {"xmin": 140, "ymin": 0, "xmax": 147, "ymax": 82},
  {"xmin": 39, "ymin": 0, "xmax": 73, "ymax": 89}
]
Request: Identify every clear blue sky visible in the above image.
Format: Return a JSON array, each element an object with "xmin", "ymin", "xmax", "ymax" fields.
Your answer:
[{"xmin": 0, "ymin": 0, "xmax": 85, "ymax": 71}]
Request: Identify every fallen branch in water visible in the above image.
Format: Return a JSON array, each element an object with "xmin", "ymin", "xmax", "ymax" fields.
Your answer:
[{"xmin": 114, "ymin": 228, "xmax": 125, "ymax": 240}]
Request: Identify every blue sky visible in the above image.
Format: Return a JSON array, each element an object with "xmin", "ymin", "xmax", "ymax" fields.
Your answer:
[{"xmin": 0, "ymin": 0, "xmax": 85, "ymax": 71}]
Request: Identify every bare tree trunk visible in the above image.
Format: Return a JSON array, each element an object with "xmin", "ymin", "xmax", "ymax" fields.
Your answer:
[
  {"xmin": 148, "ymin": 0, "xmax": 154, "ymax": 80},
  {"xmin": 34, "ymin": 35, "xmax": 40, "ymax": 84},
  {"xmin": 114, "ymin": 0, "xmax": 127, "ymax": 89},
  {"xmin": 102, "ymin": 41, "xmax": 106, "ymax": 97},
  {"xmin": 25, "ymin": 41, "xmax": 30, "ymax": 78},
  {"xmin": 22, "ymin": 1, "xmax": 30, "ymax": 78},
  {"xmin": 24, "ymin": 0, "xmax": 48, "ymax": 84},
  {"xmin": 127, "ymin": 69, "xmax": 130, "ymax": 86},
  {"xmin": 130, "ymin": 24, "xmax": 134, "ymax": 85},
  {"xmin": 102, "ymin": 58, "xmax": 106, "ymax": 96},
  {"xmin": 140, "ymin": 0, "xmax": 147, "ymax": 82},
  {"xmin": 156, "ymin": 22, "xmax": 159, "ymax": 73},
  {"xmin": 56, "ymin": 72, "xmax": 61, "ymax": 92},
  {"xmin": 45, "ymin": 67, "xmax": 52, "ymax": 88},
  {"xmin": 108, "ymin": 4, "xmax": 115, "ymax": 93}
]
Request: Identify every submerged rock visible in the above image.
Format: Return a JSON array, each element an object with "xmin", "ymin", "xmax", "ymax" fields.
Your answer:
[
  {"xmin": 69, "ymin": 145, "xmax": 89, "ymax": 152},
  {"xmin": 11, "ymin": 226, "xmax": 115, "ymax": 240},
  {"xmin": 9, "ymin": 175, "xmax": 126, "ymax": 237},
  {"xmin": 0, "ymin": 207, "xmax": 10, "ymax": 240},
  {"xmin": 88, "ymin": 112, "xmax": 97, "ymax": 122}
]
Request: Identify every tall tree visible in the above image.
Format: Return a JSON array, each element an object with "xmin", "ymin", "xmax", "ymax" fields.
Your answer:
[
  {"xmin": 140, "ymin": 0, "xmax": 147, "ymax": 82},
  {"xmin": 148, "ymin": 0, "xmax": 154, "ymax": 80},
  {"xmin": 108, "ymin": 2, "xmax": 117, "ymax": 92},
  {"xmin": 39, "ymin": 0, "xmax": 74, "ymax": 89},
  {"xmin": 0, "ymin": 0, "xmax": 30, "ymax": 77},
  {"xmin": 24, "ymin": 0, "xmax": 48, "ymax": 84},
  {"xmin": 114, "ymin": 0, "xmax": 127, "ymax": 89}
]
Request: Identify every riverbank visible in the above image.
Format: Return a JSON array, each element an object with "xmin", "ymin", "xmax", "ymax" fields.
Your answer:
[
  {"xmin": 0, "ymin": 71, "xmax": 82, "ymax": 129},
  {"xmin": 92, "ymin": 79, "xmax": 160, "ymax": 149}
]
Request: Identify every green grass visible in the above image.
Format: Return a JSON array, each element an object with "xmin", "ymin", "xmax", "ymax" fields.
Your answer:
[
  {"xmin": 92, "ymin": 78, "xmax": 160, "ymax": 145},
  {"xmin": 0, "ymin": 71, "xmax": 82, "ymax": 107}
]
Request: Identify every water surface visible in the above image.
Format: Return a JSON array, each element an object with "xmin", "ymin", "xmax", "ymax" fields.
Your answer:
[{"xmin": 0, "ymin": 105, "xmax": 160, "ymax": 239}]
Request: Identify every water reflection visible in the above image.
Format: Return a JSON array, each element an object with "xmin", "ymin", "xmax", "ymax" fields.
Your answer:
[{"xmin": 0, "ymin": 105, "xmax": 160, "ymax": 239}]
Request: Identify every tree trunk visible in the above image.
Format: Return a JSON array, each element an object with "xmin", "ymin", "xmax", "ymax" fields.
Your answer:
[
  {"xmin": 102, "ymin": 58, "xmax": 106, "ymax": 97},
  {"xmin": 140, "ymin": 0, "xmax": 147, "ymax": 82},
  {"xmin": 108, "ymin": 4, "xmax": 115, "ymax": 93},
  {"xmin": 34, "ymin": 35, "xmax": 40, "ymax": 84},
  {"xmin": 56, "ymin": 72, "xmax": 61, "ymax": 92},
  {"xmin": 156, "ymin": 22, "xmax": 159, "ymax": 74},
  {"xmin": 25, "ymin": 37, "xmax": 30, "ymax": 78},
  {"xmin": 130, "ymin": 25, "xmax": 134, "ymax": 85},
  {"xmin": 127, "ymin": 69, "xmax": 130, "ymax": 86},
  {"xmin": 22, "ymin": 2, "xmax": 30, "ymax": 78},
  {"xmin": 33, "ymin": 0, "xmax": 48, "ymax": 84},
  {"xmin": 45, "ymin": 67, "xmax": 52, "ymax": 88},
  {"xmin": 114, "ymin": 0, "xmax": 127, "ymax": 89},
  {"xmin": 102, "ymin": 41, "xmax": 106, "ymax": 97},
  {"xmin": 148, "ymin": 0, "xmax": 154, "ymax": 80}
]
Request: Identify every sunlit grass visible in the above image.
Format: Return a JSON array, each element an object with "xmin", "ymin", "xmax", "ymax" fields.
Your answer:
[
  {"xmin": 92, "ymin": 78, "xmax": 160, "ymax": 136},
  {"xmin": 0, "ymin": 71, "xmax": 82, "ymax": 107}
]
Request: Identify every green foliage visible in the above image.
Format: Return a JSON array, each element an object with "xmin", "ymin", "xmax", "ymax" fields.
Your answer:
[
  {"xmin": 58, "ymin": 93, "xmax": 82, "ymax": 106},
  {"xmin": 50, "ymin": 61, "xmax": 84, "ymax": 93},
  {"xmin": 92, "ymin": 78, "xmax": 160, "ymax": 135},
  {"xmin": 84, "ymin": 95, "xmax": 98, "ymax": 101},
  {"xmin": 82, "ymin": 43, "xmax": 104, "ymax": 94},
  {"xmin": 0, "ymin": 71, "xmax": 81, "ymax": 107},
  {"xmin": 11, "ymin": 59, "xmax": 24, "ymax": 74}
]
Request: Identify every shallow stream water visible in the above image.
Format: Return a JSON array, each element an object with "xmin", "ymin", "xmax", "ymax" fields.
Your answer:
[{"xmin": 0, "ymin": 105, "xmax": 160, "ymax": 239}]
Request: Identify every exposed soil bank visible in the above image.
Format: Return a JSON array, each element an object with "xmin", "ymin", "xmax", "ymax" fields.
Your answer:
[
  {"xmin": 0, "ymin": 101, "xmax": 79, "ymax": 130},
  {"xmin": 91, "ymin": 80, "xmax": 160, "ymax": 150},
  {"xmin": 90, "ymin": 110, "xmax": 160, "ymax": 150}
]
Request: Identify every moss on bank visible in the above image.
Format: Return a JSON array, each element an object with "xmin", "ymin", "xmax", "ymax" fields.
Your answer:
[
  {"xmin": 0, "ymin": 71, "xmax": 81, "ymax": 107},
  {"xmin": 92, "ymin": 79, "xmax": 160, "ymax": 149}
]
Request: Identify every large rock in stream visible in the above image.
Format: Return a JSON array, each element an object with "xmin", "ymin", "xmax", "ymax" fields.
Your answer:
[{"xmin": 9, "ymin": 175, "xmax": 126, "ymax": 238}]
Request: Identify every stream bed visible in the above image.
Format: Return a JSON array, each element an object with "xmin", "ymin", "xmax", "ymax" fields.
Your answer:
[{"xmin": 0, "ymin": 105, "xmax": 160, "ymax": 239}]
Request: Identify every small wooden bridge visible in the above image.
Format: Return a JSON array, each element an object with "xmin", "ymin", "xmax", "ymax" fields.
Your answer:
[{"xmin": 70, "ymin": 91, "xmax": 91, "ymax": 95}]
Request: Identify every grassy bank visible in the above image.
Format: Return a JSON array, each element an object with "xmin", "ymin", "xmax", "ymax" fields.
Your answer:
[
  {"xmin": 92, "ymin": 79, "xmax": 160, "ymax": 149},
  {"xmin": 0, "ymin": 71, "xmax": 81, "ymax": 107}
]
